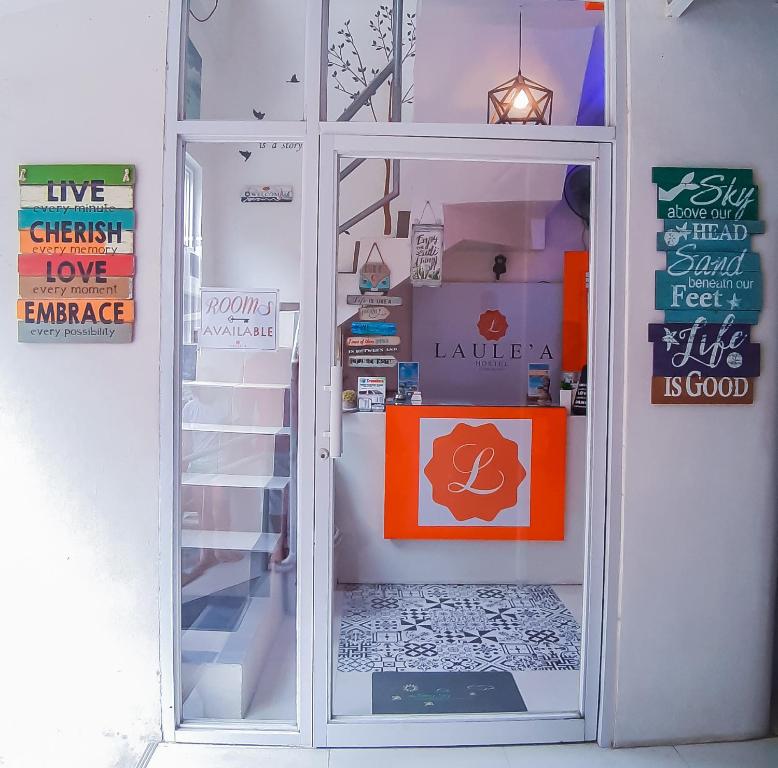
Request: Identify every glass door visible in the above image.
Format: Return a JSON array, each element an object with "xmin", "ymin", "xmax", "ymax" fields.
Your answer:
[{"xmin": 314, "ymin": 134, "xmax": 611, "ymax": 747}]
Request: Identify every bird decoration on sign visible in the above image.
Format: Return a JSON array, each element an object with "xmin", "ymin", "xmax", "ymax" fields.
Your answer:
[
  {"xmin": 252, "ymin": 109, "xmax": 266, "ymax": 120},
  {"xmin": 287, "ymin": 74, "xmax": 300, "ymax": 83},
  {"xmin": 493, "ymin": 254, "xmax": 507, "ymax": 281},
  {"xmin": 239, "ymin": 150, "xmax": 252, "ymax": 162}
]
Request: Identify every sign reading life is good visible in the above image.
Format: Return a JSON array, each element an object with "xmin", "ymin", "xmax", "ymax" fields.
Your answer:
[
  {"xmin": 653, "ymin": 167, "xmax": 759, "ymax": 221},
  {"xmin": 649, "ymin": 317, "xmax": 760, "ymax": 378},
  {"xmin": 17, "ymin": 164, "xmax": 136, "ymax": 343}
]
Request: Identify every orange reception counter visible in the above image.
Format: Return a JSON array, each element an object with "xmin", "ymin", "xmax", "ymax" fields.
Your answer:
[
  {"xmin": 332, "ymin": 407, "xmax": 586, "ymax": 587},
  {"xmin": 384, "ymin": 405, "xmax": 568, "ymax": 542}
]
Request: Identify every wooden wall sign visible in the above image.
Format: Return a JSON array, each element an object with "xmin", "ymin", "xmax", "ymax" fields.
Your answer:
[
  {"xmin": 655, "ymin": 269, "xmax": 762, "ymax": 314},
  {"xmin": 347, "ymin": 294, "xmax": 402, "ymax": 307},
  {"xmin": 347, "ymin": 335, "xmax": 400, "ymax": 348},
  {"xmin": 657, "ymin": 219, "xmax": 764, "ymax": 251},
  {"xmin": 653, "ymin": 167, "xmax": 759, "ymax": 221},
  {"xmin": 349, "ymin": 356, "xmax": 397, "ymax": 368},
  {"xmin": 359, "ymin": 306, "xmax": 391, "ymax": 321},
  {"xmin": 17, "ymin": 164, "xmax": 136, "ymax": 343},
  {"xmin": 648, "ymin": 319, "xmax": 760, "ymax": 378},
  {"xmin": 651, "ymin": 375, "xmax": 755, "ymax": 405},
  {"xmin": 351, "ymin": 321, "xmax": 398, "ymax": 336},
  {"xmin": 19, "ymin": 275, "xmax": 133, "ymax": 300}
]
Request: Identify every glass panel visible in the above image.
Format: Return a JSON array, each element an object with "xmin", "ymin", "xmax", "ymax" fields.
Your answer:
[
  {"xmin": 326, "ymin": 0, "xmax": 605, "ymax": 127},
  {"xmin": 331, "ymin": 156, "xmax": 591, "ymax": 718},
  {"xmin": 183, "ymin": 1, "xmax": 306, "ymax": 120},
  {"xmin": 178, "ymin": 142, "xmax": 304, "ymax": 724}
]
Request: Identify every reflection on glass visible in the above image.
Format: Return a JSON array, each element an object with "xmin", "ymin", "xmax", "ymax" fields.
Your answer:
[
  {"xmin": 327, "ymin": 0, "xmax": 605, "ymax": 127},
  {"xmin": 331, "ymin": 158, "xmax": 589, "ymax": 719},
  {"xmin": 179, "ymin": 143, "xmax": 302, "ymax": 724},
  {"xmin": 183, "ymin": 0, "xmax": 306, "ymax": 120}
]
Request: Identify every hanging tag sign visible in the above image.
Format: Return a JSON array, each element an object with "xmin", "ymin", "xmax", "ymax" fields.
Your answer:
[
  {"xmin": 359, "ymin": 306, "xmax": 391, "ymax": 321},
  {"xmin": 359, "ymin": 242, "xmax": 391, "ymax": 294},
  {"xmin": 410, "ymin": 202, "xmax": 443, "ymax": 287},
  {"xmin": 347, "ymin": 294, "xmax": 402, "ymax": 307},
  {"xmin": 347, "ymin": 335, "xmax": 400, "ymax": 348}
]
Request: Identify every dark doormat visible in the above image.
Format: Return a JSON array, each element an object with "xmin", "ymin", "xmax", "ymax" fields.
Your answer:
[{"xmin": 372, "ymin": 671, "xmax": 527, "ymax": 715}]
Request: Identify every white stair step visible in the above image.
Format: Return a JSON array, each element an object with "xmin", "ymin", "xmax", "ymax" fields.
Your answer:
[
  {"xmin": 183, "ymin": 423, "xmax": 291, "ymax": 436},
  {"xmin": 182, "ymin": 530, "xmax": 281, "ymax": 553},
  {"xmin": 185, "ymin": 380, "xmax": 289, "ymax": 390},
  {"xmin": 182, "ymin": 473, "xmax": 290, "ymax": 490},
  {"xmin": 181, "ymin": 575, "xmax": 286, "ymax": 719}
]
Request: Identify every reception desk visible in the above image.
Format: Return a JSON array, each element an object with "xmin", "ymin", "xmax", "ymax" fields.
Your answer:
[
  {"xmin": 384, "ymin": 405, "xmax": 567, "ymax": 541},
  {"xmin": 332, "ymin": 406, "xmax": 584, "ymax": 586}
]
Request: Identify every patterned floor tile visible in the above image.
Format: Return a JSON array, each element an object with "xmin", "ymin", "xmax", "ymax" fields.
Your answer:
[{"xmin": 337, "ymin": 584, "xmax": 581, "ymax": 673}]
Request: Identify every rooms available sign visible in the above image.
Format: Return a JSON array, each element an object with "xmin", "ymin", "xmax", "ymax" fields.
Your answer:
[
  {"xmin": 199, "ymin": 288, "xmax": 278, "ymax": 350},
  {"xmin": 412, "ymin": 282, "xmax": 562, "ymax": 405}
]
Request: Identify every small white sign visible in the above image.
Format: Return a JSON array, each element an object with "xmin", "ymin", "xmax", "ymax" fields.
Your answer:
[
  {"xmin": 199, "ymin": 288, "xmax": 278, "ymax": 350},
  {"xmin": 359, "ymin": 306, "xmax": 391, "ymax": 321},
  {"xmin": 241, "ymin": 185, "xmax": 293, "ymax": 203},
  {"xmin": 349, "ymin": 356, "xmax": 397, "ymax": 368}
]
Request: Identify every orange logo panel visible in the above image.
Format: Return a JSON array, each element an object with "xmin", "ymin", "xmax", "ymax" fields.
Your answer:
[
  {"xmin": 385, "ymin": 406, "xmax": 567, "ymax": 541},
  {"xmin": 424, "ymin": 423, "xmax": 526, "ymax": 523}
]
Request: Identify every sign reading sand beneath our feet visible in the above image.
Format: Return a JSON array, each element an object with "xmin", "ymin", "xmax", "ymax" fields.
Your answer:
[{"xmin": 17, "ymin": 164, "xmax": 136, "ymax": 343}]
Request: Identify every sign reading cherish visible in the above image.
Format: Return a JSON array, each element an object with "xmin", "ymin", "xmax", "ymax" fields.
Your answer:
[{"xmin": 17, "ymin": 164, "xmax": 136, "ymax": 344}]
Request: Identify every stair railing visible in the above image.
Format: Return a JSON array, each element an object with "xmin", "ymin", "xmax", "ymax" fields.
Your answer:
[{"xmin": 322, "ymin": 0, "xmax": 405, "ymax": 235}]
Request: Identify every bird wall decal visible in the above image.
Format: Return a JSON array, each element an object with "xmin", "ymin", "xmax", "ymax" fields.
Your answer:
[
  {"xmin": 252, "ymin": 109, "xmax": 266, "ymax": 120},
  {"xmin": 288, "ymin": 74, "xmax": 300, "ymax": 83},
  {"xmin": 239, "ymin": 150, "xmax": 252, "ymax": 162}
]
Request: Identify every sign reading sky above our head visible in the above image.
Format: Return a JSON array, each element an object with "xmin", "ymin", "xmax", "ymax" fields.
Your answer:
[
  {"xmin": 650, "ymin": 167, "xmax": 765, "ymax": 405},
  {"xmin": 16, "ymin": 164, "xmax": 136, "ymax": 344},
  {"xmin": 652, "ymin": 167, "xmax": 759, "ymax": 221}
]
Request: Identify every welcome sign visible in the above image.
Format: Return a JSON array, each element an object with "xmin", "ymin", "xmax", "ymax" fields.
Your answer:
[{"xmin": 17, "ymin": 164, "xmax": 136, "ymax": 343}]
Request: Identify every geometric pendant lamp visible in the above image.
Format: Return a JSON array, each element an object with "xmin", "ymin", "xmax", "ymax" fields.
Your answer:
[{"xmin": 487, "ymin": 12, "xmax": 553, "ymax": 125}]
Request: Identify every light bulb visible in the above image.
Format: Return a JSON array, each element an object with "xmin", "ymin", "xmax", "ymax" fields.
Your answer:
[{"xmin": 513, "ymin": 88, "xmax": 530, "ymax": 111}]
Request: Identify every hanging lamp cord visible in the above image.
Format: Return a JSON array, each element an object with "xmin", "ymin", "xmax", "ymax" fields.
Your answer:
[
  {"xmin": 518, "ymin": 10, "xmax": 523, "ymax": 74},
  {"xmin": 189, "ymin": 0, "xmax": 218, "ymax": 23}
]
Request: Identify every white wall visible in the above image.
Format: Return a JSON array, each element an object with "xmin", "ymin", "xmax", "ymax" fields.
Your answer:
[
  {"xmin": 0, "ymin": 2, "xmax": 167, "ymax": 767},
  {"xmin": 189, "ymin": 143, "xmax": 304, "ymax": 303},
  {"xmin": 612, "ymin": 0, "xmax": 778, "ymax": 747}
]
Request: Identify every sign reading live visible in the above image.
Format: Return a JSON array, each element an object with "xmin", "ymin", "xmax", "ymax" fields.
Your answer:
[
  {"xmin": 198, "ymin": 288, "xmax": 278, "ymax": 350},
  {"xmin": 384, "ymin": 406, "xmax": 567, "ymax": 541},
  {"xmin": 17, "ymin": 164, "xmax": 136, "ymax": 343},
  {"xmin": 650, "ymin": 167, "xmax": 765, "ymax": 405}
]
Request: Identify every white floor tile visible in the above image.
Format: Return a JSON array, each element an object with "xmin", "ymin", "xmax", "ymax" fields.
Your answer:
[
  {"xmin": 148, "ymin": 743, "xmax": 328, "ymax": 768},
  {"xmin": 330, "ymin": 746, "xmax": 509, "ymax": 768},
  {"xmin": 503, "ymin": 743, "xmax": 687, "ymax": 767},
  {"xmin": 676, "ymin": 738, "xmax": 778, "ymax": 768}
]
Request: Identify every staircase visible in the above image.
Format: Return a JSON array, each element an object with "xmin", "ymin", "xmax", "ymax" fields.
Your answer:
[{"xmin": 180, "ymin": 306, "xmax": 299, "ymax": 720}]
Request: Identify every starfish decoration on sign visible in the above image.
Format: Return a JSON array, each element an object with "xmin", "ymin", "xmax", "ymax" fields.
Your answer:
[
  {"xmin": 728, "ymin": 294, "xmax": 742, "ymax": 310},
  {"xmin": 662, "ymin": 328, "xmax": 680, "ymax": 351}
]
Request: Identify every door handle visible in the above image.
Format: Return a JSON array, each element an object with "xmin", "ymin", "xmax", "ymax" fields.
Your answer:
[{"xmin": 328, "ymin": 364, "xmax": 343, "ymax": 459}]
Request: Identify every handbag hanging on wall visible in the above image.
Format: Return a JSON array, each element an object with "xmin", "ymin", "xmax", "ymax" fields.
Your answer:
[
  {"xmin": 410, "ymin": 201, "xmax": 444, "ymax": 287},
  {"xmin": 359, "ymin": 242, "xmax": 391, "ymax": 294}
]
